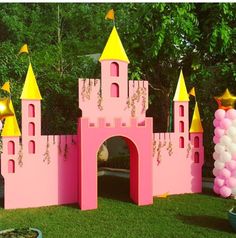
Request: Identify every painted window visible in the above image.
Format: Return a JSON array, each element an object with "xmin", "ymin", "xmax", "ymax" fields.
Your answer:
[
  {"xmin": 28, "ymin": 122, "xmax": 35, "ymax": 136},
  {"xmin": 29, "ymin": 140, "xmax": 35, "ymax": 154},
  {"xmin": 8, "ymin": 141, "xmax": 15, "ymax": 155},
  {"xmin": 194, "ymin": 136, "xmax": 199, "ymax": 148},
  {"xmin": 111, "ymin": 83, "xmax": 119, "ymax": 97},
  {"xmin": 179, "ymin": 137, "xmax": 184, "ymax": 148},
  {"xmin": 179, "ymin": 105, "xmax": 184, "ymax": 117},
  {"xmin": 194, "ymin": 152, "xmax": 200, "ymax": 163},
  {"xmin": 179, "ymin": 121, "xmax": 184, "ymax": 132},
  {"xmin": 110, "ymin": 62, "xmax": 119, "ymax": 77},
  {"xmin": 8, "ymin": 160, "xmax": 15, "ymax": 173},
  {"xmin": 28, "ymin": 104, "xmax": 35, "ymax": 117}
]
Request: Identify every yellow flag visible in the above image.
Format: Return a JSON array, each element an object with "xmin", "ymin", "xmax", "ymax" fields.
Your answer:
[
  {"xmin": 189, "ymin": 87, "xmax": 196, "ymax": 97},
  {"xmin": 105, "ymin": 9, "xmax": 115, "ymax": 20},
  {"xmin": 157, "ymin": 192, "xmax": 169, "ymax": 198},
  {"xmin": 19, "ymin": 44, "xmax": 29, "ymax": 54},
  {"xmin": 1, "ymin": 81, "xmax": 10, "ymax": 93}
]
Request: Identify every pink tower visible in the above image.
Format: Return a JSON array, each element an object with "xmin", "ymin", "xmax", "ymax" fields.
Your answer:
[
  {"xmin": 21, "ymin": 63, "xmax": 42, "ymax": 155},
  {"xmin": 78, "ymin": 26, "xmax": 153, "ymax": 210},
  {"xmin": 189, "ymin": 102, "xmax": 204, "ymax": 192},
  {"xmin": 173, "ymin": 70, "xmax": 189, "ymax": 148},
  {"xmin": 1, "ymin": 99, "xmax": 21, "ymax": 209}
]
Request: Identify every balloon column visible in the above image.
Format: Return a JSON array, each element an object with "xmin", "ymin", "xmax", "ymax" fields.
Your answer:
[{"xmin": 213, "ymin": 89, "xmax": 236, "ymax": 198}]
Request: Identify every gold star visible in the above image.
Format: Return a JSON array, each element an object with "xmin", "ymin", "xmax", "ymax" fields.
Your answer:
[
  {"xmin": 0, "ymin": 97, "xmax": 14, "ymax": 120},
  {"xmin": 214, "ymin": 89, "xmax": 236, "ymax": 111}
]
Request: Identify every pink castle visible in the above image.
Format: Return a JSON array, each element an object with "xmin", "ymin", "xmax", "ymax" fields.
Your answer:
[{"xmin": 0, "ymin": 26, "xmax": 204, "ymax": 210}]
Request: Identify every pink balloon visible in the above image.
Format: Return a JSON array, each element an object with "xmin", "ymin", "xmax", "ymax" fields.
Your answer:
[
  {"xmin": 213, "ymin": 184, "xmax": 220, "ymax": 194},
  {"xmin": 213, "ymin": 136, "xmax": 220, "ymax": 144},
  {"xmin": 226, "ymin": 109, "xmax": 236, "ymax": 120},
  {"xmin": 226, "ymin": 177, "xmax": 236, "ymax": 188},
  {"xmin": 219, "ymin": 168, "xmax": 231, "ymax": 178},
  {"xmin": 215, "ymin": 109, "xmax": 226, "ymax": 120},
  {"xmin": 214, "ymin": 127, "xmax": 225, "ymax": 137},
  {"xmin": 226, "ymin": 160, "xmax": 236, "ymax": 171},
  {"xmin": 213, "ymin": 119, "xmax": 220, "ymax": 127},
  {"xmin": 232, "ymin": 153, "xmax": 236, "ymax": 161},
  {"xmin": 220, "ymin": 186, "xmax": 232, "ymax": 197},
  {"xmin": 215, "ymin": 177, "xmax": 225, "ymax": 187},
  {"xmin": 220, "ymin": 118, "xmax": 232, "ymax": 130}
]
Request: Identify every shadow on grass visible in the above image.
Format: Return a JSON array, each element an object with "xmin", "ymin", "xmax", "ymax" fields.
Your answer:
[
  {"xmin": 98, "ymin": 175, "xmax": 131, "ymax": 203},
  {"xmin": 0, "ymin": 197, "xmax": 3, "ymax": 208},
  {"xmin": 177, "ymin": 214, "xmax": 234, "ymax": 234}
]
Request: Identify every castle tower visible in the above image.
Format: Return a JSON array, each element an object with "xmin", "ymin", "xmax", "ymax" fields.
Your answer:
[
  {"xmin": 173, "ymin": 70, "xmax": 189, "ymax": 148},
  {"xmin": 190, "ymin": 102, "xmax": 204, "ymax": 164},
  {"xmin": 78, "ymin": 26, "xmax": 153, "ymax": 210},
  {"xmin": 1, "ymin": 99, "xmax": 21, "ymax": 209},
  {"xmin": 99, "ymin": 26, "xmax": 129, "ymax": 111},
  {"xmin": 20, "ymin": 63, "xmax": 42, "ymax": 155},
  {"xmin": 189, "ymin": 102, "xmax": 204, "ymax": 192}
]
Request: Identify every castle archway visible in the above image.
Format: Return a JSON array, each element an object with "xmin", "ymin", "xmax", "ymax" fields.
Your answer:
[
  {"xmin": 97, "ymin": 136, "xmax": 139, "ymax": 204},
  {"xmin": 78, "ymin": 117, "xmax": 153, "ymax": 210}
]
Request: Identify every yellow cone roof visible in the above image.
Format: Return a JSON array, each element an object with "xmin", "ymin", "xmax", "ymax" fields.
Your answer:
[
  {"xmin": 173, "ymin": 70, "xmax": 189, "ymax": 101},
  {"xmin": 20, "ymin": 63, "xmax": 42, "ymax": 100},
  {"xmin": 1, "ymin": 100, "xmax": 21, "ymax": 137},
  {"xmin": 190, "ymin": 102, "xmax": 203, "ymax": 133},
  {"xmin": 99, "ymin": 26, "xmax": 129, "ymax": 63}
]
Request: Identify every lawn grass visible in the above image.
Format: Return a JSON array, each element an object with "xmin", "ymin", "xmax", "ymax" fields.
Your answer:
[{"xmin": 0, "ymin": 176, "xmax": 235, "ymax": 238}]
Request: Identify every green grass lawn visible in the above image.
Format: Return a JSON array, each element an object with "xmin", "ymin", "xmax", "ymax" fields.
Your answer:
[{"xmin": 0, "ymin": 176, "xmax": 235, "ymax": 238}]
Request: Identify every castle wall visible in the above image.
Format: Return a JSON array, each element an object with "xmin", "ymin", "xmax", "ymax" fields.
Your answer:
[
  {"xmin": 1, "ymin": 135, "xmax": 78, "ymax": 209},
  {"xmin": 152, "ymin": 132, "xmax": 204, "ymax": 196}
]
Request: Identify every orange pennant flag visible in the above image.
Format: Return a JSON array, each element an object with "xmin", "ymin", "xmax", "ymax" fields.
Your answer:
[
  {"xmin": 105, "ymin": 9, "xmax": 115, "ymax": 20},
  {"xmin": 1, "ymin": 81, "xmax": 10, "ymax": 93},
  {"xmin": 189, "ymin": 87, "xmax": 196, "ymax": 97},
  {"xmin": 19, "ymin": 44, "xmax": 29, "ymax": 54}
]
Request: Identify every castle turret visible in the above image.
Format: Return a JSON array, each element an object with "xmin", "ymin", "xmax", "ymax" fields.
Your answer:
[
  {"xmin": 1, "ymin": 99, "xmax": 21, "ymax": 175},
  {"xmin": 99, "ymin": 26, "xmax": 129, "ymax": 103},
  {"xmin": 20, "ymin": 63, "xmax": 42, "ymax": 155},
  {"xmin": 173, "ymin": 70, "xmax": 189, "ymax": 148},
  {"xmin": 190, "ymin": 102, "xmax": 204, "ymax": 164}
]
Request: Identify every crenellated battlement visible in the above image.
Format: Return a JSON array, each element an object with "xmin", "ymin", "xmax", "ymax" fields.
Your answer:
[{"xmin": 79, "ymin": 117, "xmax": 152, "ymax": 129}]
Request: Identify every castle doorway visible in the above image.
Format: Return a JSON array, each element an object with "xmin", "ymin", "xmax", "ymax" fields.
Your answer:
[{"xmin": 97, "ymin": 136, "xmax": 137, "ymax": 203}]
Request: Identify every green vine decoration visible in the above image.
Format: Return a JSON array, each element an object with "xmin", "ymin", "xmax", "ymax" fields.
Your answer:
[
  {"xmin": 186, "ymin": 142, "xmax": 192, "ymax": 158},
  {"xmin": 18, "ymin": 143, "xmax": 23, "ymax": 167},
  {"xmin": 97, "ymin": 90, "xmax": 103, "ymax": 111},
  {"xmin": 43, "ymin": 136, "xmax": 50, "ymax": 164}
]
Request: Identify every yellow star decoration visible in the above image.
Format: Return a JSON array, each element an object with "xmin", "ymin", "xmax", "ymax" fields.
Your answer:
[
  {"xmin": 214, "ymin": 89, "xmax": 236, "ymax": 111},
  {"xmin": 0, "ymin": 97, "xmax": 14, "ymax": 120}
]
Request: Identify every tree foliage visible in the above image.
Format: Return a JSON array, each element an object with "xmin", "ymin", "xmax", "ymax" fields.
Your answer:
[{"xmin": 0, "ymin": 3, "xmax": 235, "ymax": 171}]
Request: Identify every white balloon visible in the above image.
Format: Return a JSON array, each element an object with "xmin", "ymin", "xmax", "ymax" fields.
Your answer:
[
  {"xmin": 232, "ymin": 119, "xmax": 236, "ymax": 127},
  {"xmin": 214, "ymin": 160, "xmax": 225, "ymax": 170},
  {"xmin": 231, "ymin": 135, "xmax": 236, "ymax": 143},
  {"xmin": 214, "ymin": 144, "xmax": 225, "ymax": 153},
  {"xmin": 220, "ymin": 135, "xmax": 232, "ymax": 146},
  {"xmin": 228, "ymin": 143, "xmax": 236, "ymax": 154},
  {"xmin": 213, "ymin": 152, "xmax": 219, "ymax": 160},
  {"xmin": 213, "ymin": 168, "xmax": 220, "ymax": 177},
  {"xmin": 231, "ymin": 187, "xmax": 236, "ymax": 196},
  {"xmin": 227, "ymin": 126, "xmax": 236, "ymax": 137},
  {"xmin": 219, "ymin": 151, "xmax": 232, "ymax": 163}
]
